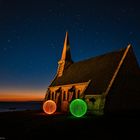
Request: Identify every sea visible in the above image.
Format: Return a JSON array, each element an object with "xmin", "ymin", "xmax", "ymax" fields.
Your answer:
[{"xmin": 0, "ymin": 101, "xmax": 43, "ymax": 112}]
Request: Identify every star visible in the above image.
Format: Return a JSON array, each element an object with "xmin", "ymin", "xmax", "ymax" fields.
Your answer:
[
  {"xmin": 129, "ymin": 31, "xmax": 133, "ymax": 35},
  {"xmin": 48, "ymin": 9, "xmax": 53, "ymax": 13},
  {"xmin": 16, "ymin": 36, "xmax": 21, "ymax": 40},
  {"xmin": 95, "ymin": 31, "xmax": 99, "ymax": 35},
  {"xmin": 79, "ymin": 28, "xmax": 84, "ymax": 32},
  {"xmin": 58, "ymin": 12, "xmax": 64, "ymax": 17},
  {"xmin": 117, "ymin": 17, "xmax": 121, "ymax": 21},
  {"xmin": 7, "ymin": 39, "xmax": 11, "ymax": 43},
  {"xmin": 9, "ymin": 46, "xmax": 13, "ymax": 49},
  {"xmin": 3, "ymin": 47, "xmax": 7, "ymax": 51},
  {"xmin": 50, "ymin": 43, "xmax": 55, "ymax": 49}
]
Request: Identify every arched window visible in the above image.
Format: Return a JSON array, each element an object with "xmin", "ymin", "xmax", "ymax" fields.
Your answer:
[
  {"xmin": 77, "ymin": 90, "xmax": 81, "ymax": 98},
  {"xmin": 55, "ymin": 87, "xmax": 62, "ymax": 98},
  {"xmin": 51, "ymin": 92, "xmax": 54, "ymax": 100},
  {"xmin": 63, "ymin": 91, "xmax": 66, "ymax": 101},
  {"xmin": 68, "ymin": 86, "xmax": 76, "ymax": 101},
  {"xmin": 55, "ymin": 87, "xmax": 62, "ymax": 110}
]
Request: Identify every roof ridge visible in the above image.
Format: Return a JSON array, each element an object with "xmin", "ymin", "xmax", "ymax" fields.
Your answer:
[
  {"xmin": 74, "ymin": 47, "xmax": 126, "ymax": 64},
  {"xmin": 103, "ymin": 44, "xmax": 131, "ymax": 97}
]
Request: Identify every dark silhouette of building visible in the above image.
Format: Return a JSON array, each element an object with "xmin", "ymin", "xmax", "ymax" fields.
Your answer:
[{"xmin": 45, "ymin": 32, "xmax": 140, "ymax": 114}]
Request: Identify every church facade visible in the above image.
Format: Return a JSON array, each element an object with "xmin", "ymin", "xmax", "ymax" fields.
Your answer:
[{"xmin": 44, "ymin": 32, "xmax": 140, "ymax": 114}]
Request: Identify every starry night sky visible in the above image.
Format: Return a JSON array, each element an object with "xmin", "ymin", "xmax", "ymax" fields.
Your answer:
[{"xmin": 0, "ymin": 0, "xmax": 140, "ymax": 101}]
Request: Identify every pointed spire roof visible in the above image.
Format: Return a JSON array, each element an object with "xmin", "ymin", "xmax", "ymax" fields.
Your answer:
[{"xmin": 61, "ymin": 32, "xmax": 72, "ymax": 61}]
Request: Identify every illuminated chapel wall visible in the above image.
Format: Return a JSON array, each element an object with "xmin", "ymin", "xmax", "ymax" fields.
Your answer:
[{"xmin": 47, "ymin": 82, "xmax": 89, "ymax": 102}]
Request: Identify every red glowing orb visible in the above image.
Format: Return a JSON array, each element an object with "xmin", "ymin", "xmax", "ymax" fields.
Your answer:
[{"xmin": 43, "ymin": 100, "xmax": 57, "ymax": 114}]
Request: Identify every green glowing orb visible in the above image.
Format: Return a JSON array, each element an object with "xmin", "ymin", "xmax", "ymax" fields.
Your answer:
[{"xmin": 70, "ymin": 99, "xmax": 87, "ymax": 117}]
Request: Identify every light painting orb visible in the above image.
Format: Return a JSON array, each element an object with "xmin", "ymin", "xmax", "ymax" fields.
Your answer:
[
  {"xmin": 70, "ymin": 99, "xmax": 87, "ymax": 117},
  {"xmin": 43, "ymin": 100, "xmax": 57, "ymax": 114}
]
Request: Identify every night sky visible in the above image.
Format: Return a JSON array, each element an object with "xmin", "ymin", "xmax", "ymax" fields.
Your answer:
[{"xmin": 0, "ymin": 0, "xmax": 140, "ymax": 101}]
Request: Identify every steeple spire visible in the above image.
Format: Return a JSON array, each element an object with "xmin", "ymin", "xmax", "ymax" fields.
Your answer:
[
  {"xmin": 61, "ymin": 31, "xmax": 72, "ymax": 61},
  {"xmin": 57, "ymin": 32, "xmax": 73, "ymax": 77}
]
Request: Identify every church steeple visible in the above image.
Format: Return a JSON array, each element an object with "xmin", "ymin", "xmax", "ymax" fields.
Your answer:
[
  {"xmin": 61, "ymin": 32, "xmax": 72, "ymax": 61},
  {"xmin": 57, "ymin": 32, "xmax": 73, "ymax": 77}
]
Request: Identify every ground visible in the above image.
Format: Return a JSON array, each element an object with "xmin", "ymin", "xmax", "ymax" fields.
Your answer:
[{"xmin": 0, "ymin": 110, "xmax": 140, "ymax": 140}]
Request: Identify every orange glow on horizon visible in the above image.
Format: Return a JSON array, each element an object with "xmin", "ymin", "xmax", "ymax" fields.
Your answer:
[{"xmin": 0, "ymin": 89, "xmax": 46, "ymax": 101}]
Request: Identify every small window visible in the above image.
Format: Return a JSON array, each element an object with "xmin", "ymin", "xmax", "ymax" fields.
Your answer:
[
  {"xmin": 51, "ymin": 92, "xmax": 54, "ymax": 100},
  {"xmin": 89, "ymin": 97, "xmax": 96, "ymax": 103},
  {"xmin": 77, "ymin": 90, "xmax": 80, "ymax": 98},
  {"xmin": 63, "ymin": 91, "xmax": 66, "ymax": 101}
]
